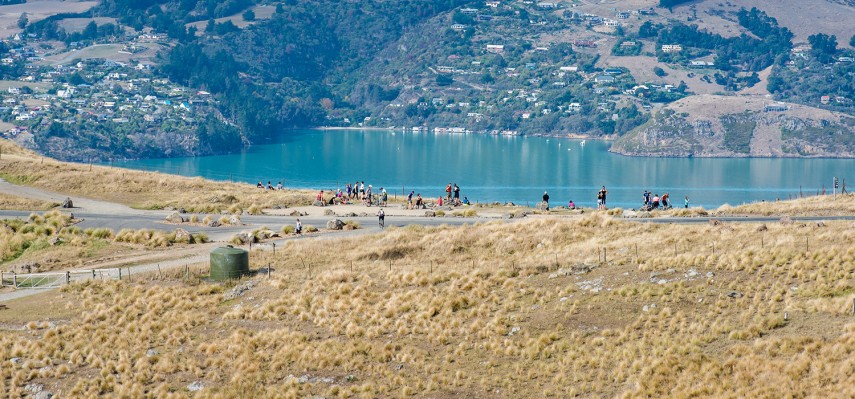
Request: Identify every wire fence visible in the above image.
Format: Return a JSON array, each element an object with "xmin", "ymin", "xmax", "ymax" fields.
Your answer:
[{"xmin": 1, "ymin": 268, "xmax": 125, "ymax": 289}]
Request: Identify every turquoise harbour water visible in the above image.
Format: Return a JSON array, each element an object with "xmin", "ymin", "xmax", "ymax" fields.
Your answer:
[{"xmin": 113, "ymin": 129, "xmax": 855, "ymax": 209}]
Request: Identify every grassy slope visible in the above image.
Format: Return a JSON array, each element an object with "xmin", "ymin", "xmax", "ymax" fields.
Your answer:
[
  {"xmin": 1, "ymin": 216, "xmax": 854, "ymax": 397},
  {"xmin": 0, "ymin": 139, "xmax": 315, "ymax": 212},
  {"xmin": 0, "ymin": 193, "xmax": 58, "ymax": 211}
]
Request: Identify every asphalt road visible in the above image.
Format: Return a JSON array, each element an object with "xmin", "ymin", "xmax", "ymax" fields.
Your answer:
[{"xmin": 0, "ymin": 209, "xmax": 486, "ymax": 241}]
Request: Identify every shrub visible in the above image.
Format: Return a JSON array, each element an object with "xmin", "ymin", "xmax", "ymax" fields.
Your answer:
[
  {"xmin": 282, "ymin": 225, "xmax": 295, "ymax": 234},
  {"xmin": 85, "ymin": 228, "xmax": 114, "ymax": 239},
  {"xmin": 344, "ymin": 220, "xmax": 361, "ymax": 229}
]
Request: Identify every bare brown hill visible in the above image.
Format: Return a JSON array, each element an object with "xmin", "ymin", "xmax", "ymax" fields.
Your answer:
[{"xmin": 611, "ymin": 94, "xmax": 855, "ymax": 157}]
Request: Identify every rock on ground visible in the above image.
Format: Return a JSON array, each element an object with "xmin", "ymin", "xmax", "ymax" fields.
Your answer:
[
  {"xmin": 174, "ymin": 228, "xmax": 194, "ymax": 244},
  {"xmin": 165, "ymin": 211, "xmax": 184, "ymax": 224},
  {"xmin": 326, "ymin": 219, "xmax": 344, "ymax": 230}
]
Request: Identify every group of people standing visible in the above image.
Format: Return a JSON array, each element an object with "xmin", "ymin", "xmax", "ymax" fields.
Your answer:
[{"xmin": 314, "ymin": 181, "xmax": 389, "ymax": 207}]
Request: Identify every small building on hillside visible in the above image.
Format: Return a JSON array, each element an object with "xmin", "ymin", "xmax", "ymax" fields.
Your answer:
[
  {"xmin": 661, "ymin": 44, "xmax": 683, "ymax": 53},
  {"xmin": 486, "ymin": 44, "xmax": 505, "ymax": 54}
]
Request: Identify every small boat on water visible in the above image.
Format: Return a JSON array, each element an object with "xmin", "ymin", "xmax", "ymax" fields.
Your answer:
[{"xmin": 580, "ymin": 140, "xmax": 586, "ymax": 146}]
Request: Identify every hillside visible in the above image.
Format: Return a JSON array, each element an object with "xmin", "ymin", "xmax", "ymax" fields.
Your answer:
[
  {"xmin": 0, "ymin": 0, "xmax": 851, "ymax": 160},
  {"xmin": 611, "ymin": 94, "xmax": 855, "ymax": 157},
  {"xmin": 3, "ymin": 213, "xmax": 855, "ymax": 397}
]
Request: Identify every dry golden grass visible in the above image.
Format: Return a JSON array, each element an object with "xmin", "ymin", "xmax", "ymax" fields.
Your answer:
[
  {"xmin": 0, "ymin": 193, "xmax": 59, "ymax": 211},
  {"xmin": 3, "ymin": 215, "xmax": 855, "ymax": 397},
  {"xmin": 0, "ymin": 139, "xmax": 315, "ymax": 212},
  {"xmin": 0, "ymin": 212, "xmax": 208, "ymax": 272},
  {"xmin": 716, "ymin": 193, "xmax": 855, "ymax": 216}
]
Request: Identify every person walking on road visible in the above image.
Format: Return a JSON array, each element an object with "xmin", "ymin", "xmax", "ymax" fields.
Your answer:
[
  {"xmin": 377, "ymin": 208, "xmax": 385, "ymax": 229},
  {"xmin": 684, "ymin": 196, "xmax": 690, "ymax": 209},
  {"xmin": 542, "ymin": 191, "xmax": 550, "ymax": 211}
]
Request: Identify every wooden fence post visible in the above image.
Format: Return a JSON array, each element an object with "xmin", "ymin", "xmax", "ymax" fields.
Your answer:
[{"xmin": 65, "ymin": 271, "xmax": 70, "ymax": 285}]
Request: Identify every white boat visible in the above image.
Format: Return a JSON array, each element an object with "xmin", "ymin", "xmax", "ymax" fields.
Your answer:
[{"xmin": 580, "ymin": 140, "xmax": 586, "ymax": 146}]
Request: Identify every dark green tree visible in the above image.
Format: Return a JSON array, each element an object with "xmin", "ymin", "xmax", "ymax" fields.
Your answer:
[
  {"xmin": 808, "ymin": 33, "xmax": 837, "ymax": 63},
  {"xmin": 16, "ymin": 12, "xmax": 27, "ymax": 29},
  {"xmin": 242, "ymin": 9, "xmax": 255, "ymax": 21}
]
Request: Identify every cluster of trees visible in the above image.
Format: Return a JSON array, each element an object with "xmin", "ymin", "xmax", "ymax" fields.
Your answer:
[
  {"xmin": 611, "ymin": 40, "xmax": 642, "ymax": 56},
  {"xmin": 84, "ymin": 0, "xmax": 480, "ymax": 152},
  {"xmin": 642, "ymin": 8, "xmax": 792, "ymax": 73},
  {"xmin": 639, "ymin": 8, "xmax": 792, "ymax": 91},
  {"xmin": 659, "ymin": 0, "xmax": 692, "ymax": 9},
  {"xmin": 25, "ymin": 16, "xmax": 124, "ymax": 44},
  {"xmin": 808, "ymin": 33, "xmax": 838, "ymax": 64},
  {"xmin": 768, "ymin": 53, "xmax": 854, "ymax": 113}
]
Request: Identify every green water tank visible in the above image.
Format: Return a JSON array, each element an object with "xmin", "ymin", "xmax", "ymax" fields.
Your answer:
[{"xmin": 210, "ymin": 246, "xmax": 249, "ymax": 281}]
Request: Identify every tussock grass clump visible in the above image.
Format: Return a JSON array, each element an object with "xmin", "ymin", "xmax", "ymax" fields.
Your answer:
[
  {"xmin": 344, "ymin": 220, "xmax": 360, "ymax": 230},
  {"xmin": 113, "ymin": 228, "xmax": 207, "ymax": 247},
  {"xmin": 0, "ymin": 211, "xmax": 122, "ymax": 268}
]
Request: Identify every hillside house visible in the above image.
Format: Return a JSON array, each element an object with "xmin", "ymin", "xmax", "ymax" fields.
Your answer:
[
  {"xmin": 537, "ymin": 2, "xmax": 558, "ymax": 8},
  {"xmin": 690, "ymin": 60, "xmax": 714, "ymax": 68},
  {"xmin": 764, "ymin": 103, "xmax": 789, "ymax": 112},
  {"xmin": 461, "ymin": 8, "xmax": 477, "ymax": 15},
  {"xmin": 661, "ymin": 44, "xmax": 683, "ymax": 53},
  {"xmin": 485, "ymin": 1, "xmax": 500, "ymax": 7},
  {"xmin": 604, "ymin": 19, "xmax": 619, "ymax": 27},
  {"xmin": 486, "ymin": 44, "xmax": 505, "ymax": 54},
  {"xmin": 559, "ymin": 66, "xmax": 579, "ymax": 72},
  {"xmin": 573, "ymin": 40, "xmax": 596, "ymax": 48},
  {"xmin": 616, "ymin": 11, "xmax": 630, "ymax": 19},
  {"xmin": 451, "ymin": 24, "xmax": 467, "ymax": 31},
  {"xmin": 620, "ymin": 41, "xmax": 637, "ymax": 47},
  {"xmin": 821, "ymin": 96, "xmax": 830, "ymax": 105},
  {"xmin": 594, "ymin": 75, "xmax": 615, "ymax": 83}
]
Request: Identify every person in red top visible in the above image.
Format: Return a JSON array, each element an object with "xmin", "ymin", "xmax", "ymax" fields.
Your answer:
[{"xmin": 445, "ymin": 183, "xmax": 452, "ymax": 202}]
